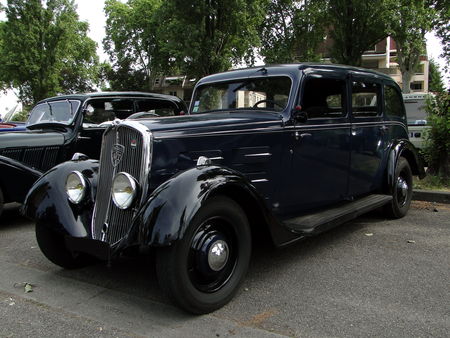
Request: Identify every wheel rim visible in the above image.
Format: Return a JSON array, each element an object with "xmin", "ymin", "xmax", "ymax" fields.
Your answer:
[
  {"xmin": 396, "ymin": 175, "xmax": 409, "ymax": 206},
  {"xmin": 188, "ymin": 217, "xmax": 237, "ymax": 293}
]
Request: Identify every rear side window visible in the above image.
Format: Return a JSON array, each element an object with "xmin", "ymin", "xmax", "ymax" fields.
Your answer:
[
  {"xmin": 351, "ymin": 81, "xmax": 381, "ymax": 117},
  {"xmin": 385, "ymin": 85, "xmax": 405, "ymax": 120},
  {"xmin": 302, "ymin": 77, "xmax": 346, "ymax": 119}
]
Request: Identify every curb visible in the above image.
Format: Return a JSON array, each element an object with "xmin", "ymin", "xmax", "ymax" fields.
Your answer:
[{"xmin": 412, "ymin": 189, "xmax": 450, "ymax": 204}]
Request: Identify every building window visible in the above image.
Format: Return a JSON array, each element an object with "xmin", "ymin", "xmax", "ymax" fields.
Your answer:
[{"xmin": 410, "ymin": 82, "xmax": 423, "ymax": 91}]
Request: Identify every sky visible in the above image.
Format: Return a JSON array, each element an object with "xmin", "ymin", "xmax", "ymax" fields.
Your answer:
[{"xmin": 0, "ymin": 0, "xmax": 448, "ymax": 112}]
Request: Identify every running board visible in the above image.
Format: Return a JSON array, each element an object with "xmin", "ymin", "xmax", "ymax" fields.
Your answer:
[{"xmin": 284, "ymin": 194, "xmax": 392, "ymax": 235}]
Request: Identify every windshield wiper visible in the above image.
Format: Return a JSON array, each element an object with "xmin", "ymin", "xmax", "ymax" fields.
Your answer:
[{"xmin": 45, "ymin": 101, "xmax": 54, "ymax": 117}]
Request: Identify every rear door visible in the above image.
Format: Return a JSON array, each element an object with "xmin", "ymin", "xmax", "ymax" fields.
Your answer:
[{"xmin": 348, "ymin": 74, "xmax": 385, "ymax": 197}]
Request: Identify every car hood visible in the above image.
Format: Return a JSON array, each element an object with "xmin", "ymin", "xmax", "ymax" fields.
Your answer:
[
  {"xmin": 129, "ymin": 111, "xmax": 284, "ymax": 137},
  {"xmin": 0, "ymin": 129, "xmax": 65, "ymax": 148}
]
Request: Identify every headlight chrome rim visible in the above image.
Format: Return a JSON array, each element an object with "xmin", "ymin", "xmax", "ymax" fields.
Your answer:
[
  {"xmin": 65, "ymin": 171, "xmax": 87, "ymax": 204},
  {"xmin": 111, "ymin": 172, "xmax": 138, "ymax": 210}
]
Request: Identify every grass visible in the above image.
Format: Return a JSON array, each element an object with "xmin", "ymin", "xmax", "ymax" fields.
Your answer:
[{"xmin": 414, "ymin": 174, "xmax": 450, "ymax": 192}]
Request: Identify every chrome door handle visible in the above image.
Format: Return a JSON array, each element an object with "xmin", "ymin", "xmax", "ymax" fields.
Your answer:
[{"xmin": 295, "ymin": 132, "xmax": 312, "ymax": 140}]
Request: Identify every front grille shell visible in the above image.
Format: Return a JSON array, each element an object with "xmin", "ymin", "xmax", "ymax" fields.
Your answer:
[{"xmin": 91, "ymin": 120, "xmax": 152, "ymax": 245}]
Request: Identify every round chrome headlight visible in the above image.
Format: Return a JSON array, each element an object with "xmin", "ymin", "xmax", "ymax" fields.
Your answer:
[
  {"xmin": 65, "ymin": 171, "xmax": 86, "ymax": 204},
  {"xmin": 111, "ymin": 172, "xmax": 138, "ymax": 209}
]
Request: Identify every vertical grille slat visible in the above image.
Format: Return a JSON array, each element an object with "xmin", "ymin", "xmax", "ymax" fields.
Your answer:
[{"xmin": 92, "ymin": 123, "xmax": 149, "ymax": 245}]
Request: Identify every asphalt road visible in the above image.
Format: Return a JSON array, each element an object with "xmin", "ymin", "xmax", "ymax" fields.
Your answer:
[{"xmin": 0, "ymin": 201, "xmax": 449, "ymax": 338}]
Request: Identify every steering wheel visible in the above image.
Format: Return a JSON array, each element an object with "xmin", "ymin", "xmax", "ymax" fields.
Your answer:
[{"xmin": 253, "ymin": 100, "xmax": 284, "ymax": 109}]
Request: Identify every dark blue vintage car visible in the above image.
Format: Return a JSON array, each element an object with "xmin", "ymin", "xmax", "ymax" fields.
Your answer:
[
  {"xmin": 24, "ymin": 64, "xmax": 425, "ymax": 314},
  {"xmin": 0, "ymin": 92, "xmax": 186, "ymax": 217}
]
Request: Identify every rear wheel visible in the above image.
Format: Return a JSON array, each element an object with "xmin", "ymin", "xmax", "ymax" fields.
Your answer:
[
  {"xmin": 156, "ymin": 196, "xmax": 251, "ymax": 314},
  {"xmin": 36, "ymin": 223, "xmax": 93, "ymax": 269},
  {"xmin": 384, "ymin": 157, "xmax": 413, "ymax": 218}
]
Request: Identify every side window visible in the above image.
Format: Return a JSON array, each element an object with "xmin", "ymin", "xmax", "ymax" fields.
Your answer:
[
  {"xmin": 351, "ymin": 81, "xmax": 381, "ymax": 117},
  {"xmin": 302, "ymin": 77, "xmax": 346, "ymax": 119},
  {"xmin": 384, "ymin": 84, "xmax": 405, "ymax": 120}
]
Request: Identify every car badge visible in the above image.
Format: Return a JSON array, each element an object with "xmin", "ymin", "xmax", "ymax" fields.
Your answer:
[
  {"xmin": 111, "ymin": 144, "xmax": 125, "ymax": 167},
  {"xmin": 130, "ymin": 139, "xmax": 137, "ymax": 148}
]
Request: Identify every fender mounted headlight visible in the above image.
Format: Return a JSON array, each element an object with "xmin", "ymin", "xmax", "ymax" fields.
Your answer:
[
  {"xmin": 111, "ymin": 172, "xmax": 138, "ymax": 210},
  {"xmin": 65, "ymin": 171, "xmax": 87, "ymax": 204}
]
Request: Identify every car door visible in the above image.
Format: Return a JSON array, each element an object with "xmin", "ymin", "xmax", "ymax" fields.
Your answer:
[
  {"xmin": 282, "ymin": 71, "xmax": 351, "ymax": 215},
  {"xmin": 348, "ymin": 73, "xmax": 385, "ymax": 198}
]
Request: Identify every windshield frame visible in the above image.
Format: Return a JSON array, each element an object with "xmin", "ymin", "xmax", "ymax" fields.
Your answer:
[
  {"xmin": 189, "ymin": 75, "xmax": 294, "ymax": 115},
  {"xmin": 26, "ymin": 99, "xmax": 81, "ymax": 127}
]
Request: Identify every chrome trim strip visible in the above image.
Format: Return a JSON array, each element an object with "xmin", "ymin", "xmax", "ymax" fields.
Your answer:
[
  {"xmin": 244, "ymin": 153, "xmax": 272, "ymax": 157},
  {"xmin": 154, "ymin": 121, "xmax": 407, "ymax": 140},
  {"xmin": 251, "ymin": 179, "xmax": 269, "ymax": 183}
]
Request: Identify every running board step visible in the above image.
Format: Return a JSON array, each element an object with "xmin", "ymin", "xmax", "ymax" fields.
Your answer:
[{"xmin": 284, "ymin": 194, "xmax": 392, "ymax": 235}]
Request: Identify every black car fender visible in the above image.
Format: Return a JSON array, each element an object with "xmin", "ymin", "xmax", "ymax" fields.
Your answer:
[
  {"xmin": 135, "ymin": 165, "xmax": 283, "ymax": 248},
  {"xmin": 386, "ymin": 139, "xmax": 425, "ymax": 193},
  {"xmin": 23, "ymin": 159, "xmax": 99, "ymax": 237},
  {"xmin": 0, "ymin": 155, "xmax": 43, "ymax": 204}
]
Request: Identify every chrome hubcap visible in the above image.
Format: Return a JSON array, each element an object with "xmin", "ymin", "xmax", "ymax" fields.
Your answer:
[
  {"xmin": 397, "ymin": 176, "xmax": 409, "ymax": 206},
  {"xmin": 208, "ymin": 240, "xmax": 229, "ymax": 271}
]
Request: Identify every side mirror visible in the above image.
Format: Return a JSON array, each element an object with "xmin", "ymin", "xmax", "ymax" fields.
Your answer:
[{"xmin": 292, "ymin": 106, "xmax": 308, "ymax": 123}]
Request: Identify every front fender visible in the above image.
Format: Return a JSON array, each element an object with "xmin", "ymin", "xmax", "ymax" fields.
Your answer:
[
  {"xmin": 136, "ymin": 165, "xmax": 266, "ymax": 247},
  {"xmin": 0, "ymin": 155, "xmax": 42, "ymax": 204},
  {"xmin": 387, "ymin": 139, "xmax": 425, "ymax": 193},
  {"xmin": 23, "ymin": 159, "xmax": 99, "ymax": 238}
]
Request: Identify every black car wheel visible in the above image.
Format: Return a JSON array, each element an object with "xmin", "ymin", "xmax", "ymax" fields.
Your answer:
[
  {"xmin": 36, "ymin": 223, "xmax": 93, "ymax": 269},
  {"xmin": 156, "ymin": 196, "xmax": 251, "ymax": 314},
  {"xmin": 384, "ymin": 157, "xmax": 413, "ymax": 218}
]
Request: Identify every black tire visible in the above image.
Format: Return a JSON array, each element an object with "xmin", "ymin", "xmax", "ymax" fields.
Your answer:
[
  {"xmin": 384, "ymin": 157, "xmax": 413, "ymax": 218},
  {"xmin": 156, "ymin": 196, "xmax": 251, "ymax": 314},
  {"xmin": 35, "ymin": 223, "xmax": 93, "ymax": 269}
]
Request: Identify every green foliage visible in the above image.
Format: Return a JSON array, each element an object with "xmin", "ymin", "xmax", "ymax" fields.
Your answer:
[
  {"xmin": 103, "ymin": 0, "xmax": 163, "ymax": 91},
  {"xmin": 428, "ymin": 59, "xmax": 446, "ymax": 93},
  {"xmin": 423, "ymin": 91, "xmax": 450, "ymax": 178},
  {"xmin": 327, "ymin": 0, "xmax": 388, "ymax": 66},
  {"xmin": 433, "ymin": 0, "xmax": 450, "ymax": 70},
  {"xmin": 386, "ymin": 0, "xmax": 435, "ymax": 93},
  {"xmin": 158, "ymin": 0, "xmax": 267, "ymax": 79},
  {"xmin": 259, "ymin": 0, "xmax": 326, "ymax": 64},
  {"xmin": 0, "ymin": 0, "xmax": 100, "ymax": 106}
]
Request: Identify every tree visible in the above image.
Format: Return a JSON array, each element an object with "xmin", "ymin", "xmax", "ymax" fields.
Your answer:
[
  {"xmin": 159, "ymin": 0, "xmax": 267, "ymax": 79},
  {"xmin": 103, "ymin": 0, "xmax": 163, "ymax": 91},
  {"xmin": 0, "ymin": 0, "xmax": 100, "ymax": 106},
  {"xmin": 386, "ymin": 0, "xmax": 435, "ymax": 93},
  {"xmin": 326, "ymin": 0, "xmax": 388, "ymax": 66},
  {"xmin": 432, "ymin": 0, "xmax": 450, "ymax": 71},
  {"xmin": 424, "ymin": 91, "xmax": 450, "ymax": 179},
  {"xmin": 428, "ymin": 59, "xmax": 446, "ymax": 93},
  {"xmin": 259, "ymin": 0, "xmax": 327, "ymax": 64}
]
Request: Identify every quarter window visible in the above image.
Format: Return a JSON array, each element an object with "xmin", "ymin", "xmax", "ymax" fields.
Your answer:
[
  {"xmin": 384, "ymin": 84, "xmax": 405, "ymax": 120},
  {"xmin": 351, "ymin": 81, "xmax": 380, "ymax": 117}
]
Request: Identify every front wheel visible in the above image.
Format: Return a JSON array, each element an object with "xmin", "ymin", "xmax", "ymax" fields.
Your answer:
[
  {"xmin": 156, "ymin": 196, "xmax": 251, "ymax": 314},
  {"xmin": 384, "ymin": 157, "xmax": 413, "ymax": 218},
  {"xmin": 36, "ymin": 223, "xmax": 93, "ymax": 269}
]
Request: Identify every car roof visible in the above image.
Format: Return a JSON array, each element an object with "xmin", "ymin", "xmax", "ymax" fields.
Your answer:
[
  {"xmin": 37, "ymin": 92, "xmax": 186, "ymax": 105},
  {"xmin": 196, "ymin": 63, "xmax": 395, "ymax": 86}
]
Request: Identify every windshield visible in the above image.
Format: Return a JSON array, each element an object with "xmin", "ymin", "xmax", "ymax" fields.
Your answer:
[
  {"xmin": 404, "ymin": 99, "xmax": 427, "ymax": 125},
  {"xmin": 191, "ymin": 76, "xmax": 292, "ymax": 114},
  {"xmin": 27, "ymin": 100, "xmax": 80, "ymax": 126}
]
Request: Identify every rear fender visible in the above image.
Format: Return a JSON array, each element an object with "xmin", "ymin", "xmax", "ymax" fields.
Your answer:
[{"xmin": 387, "ymin": 139, "xmax": 425, "ymax": 193}]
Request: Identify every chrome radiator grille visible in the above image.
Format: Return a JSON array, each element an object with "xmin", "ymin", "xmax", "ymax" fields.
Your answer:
[{"xmin": 92, "ymin": 121, "xmax": 152, "ymax": 245}]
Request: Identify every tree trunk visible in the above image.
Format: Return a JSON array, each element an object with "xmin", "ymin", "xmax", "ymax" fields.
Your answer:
[{"xmin": 401, "ymin": 71, "xmax": 412, "ymax": 93}]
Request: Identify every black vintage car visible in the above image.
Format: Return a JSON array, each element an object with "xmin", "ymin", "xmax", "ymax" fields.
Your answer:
[
  {"xmin": 0, "ymin": 92, "xmax": 187, "ymax": 217},
  {"xmin": 24, "ymin": 64, "xmax": 425, "ymax": 314}
]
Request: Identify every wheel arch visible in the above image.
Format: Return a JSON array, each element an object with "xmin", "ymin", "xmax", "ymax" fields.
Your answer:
[{"xmin": 138, "ymin": 165, "xmax": 278, "ymax": 248}]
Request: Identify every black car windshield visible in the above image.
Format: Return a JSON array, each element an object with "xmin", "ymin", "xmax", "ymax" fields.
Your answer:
[
  {"xmin": 191, "ymin": 76, "xmax": 292, "ymax": 114},
  {"xmin": 27, "ymin": 100, "xmax": 80, "ymax": 126}
]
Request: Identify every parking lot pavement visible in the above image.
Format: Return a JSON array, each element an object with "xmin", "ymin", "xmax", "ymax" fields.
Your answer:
[{"xmin": 0, "ymin": 201, "xmax": 449, "ymax": 338}]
